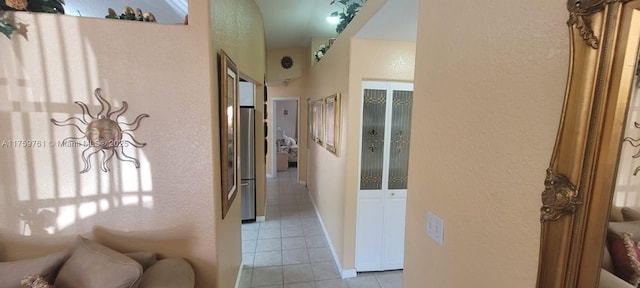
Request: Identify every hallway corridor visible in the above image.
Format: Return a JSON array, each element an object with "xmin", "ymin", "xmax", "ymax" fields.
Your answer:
[{"xmin": 239, "ymin": 168, "xmax": 403, "ymax": 288}]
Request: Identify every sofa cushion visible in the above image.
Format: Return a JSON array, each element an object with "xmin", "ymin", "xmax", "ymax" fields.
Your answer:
[
  {"xmin": 600, "ymin": 268, "xmax": 636, "ymax": 288},
  {"xmin": 124, "ymin": 252, "xmax": 157, "ymax": 271},
  {"xmin": 0, "ymin": 252, "xmax": 67, "ymax": 288},
  {"xmin": 54, "ymin": 236, "xmax": 142, "ymax": 288},
  {"xmin": 139, "ymin": 258, "xmax": 194, "ymax": 288},
  {"xmin": 622, "ymin": 207, "xmax": 640, "ymax": 222},
  {"xmin": 602, "ymin": 243, "xmax": 615, "ymax": 273},
  {"xmin": 609, "ymin": 232, "xmax": 640, "ymax": 286},
  {"xmin": 612, "ymin": 206, "xmax": 625, "ymax": 222}
]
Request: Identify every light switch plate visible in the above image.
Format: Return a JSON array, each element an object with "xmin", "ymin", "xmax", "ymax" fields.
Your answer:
[{"xmin": 426, "ymin": 211, "xmax": 444, "ymax": 246}]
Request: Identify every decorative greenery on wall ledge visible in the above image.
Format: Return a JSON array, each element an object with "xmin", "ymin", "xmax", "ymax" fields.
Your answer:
[
  {"xmin": 0, "ymin": 0, "xmax": 65, "ymax": 38},
  {"xmin": 314, "ymin": 0, "xmax": 366, "ymax": 62},
  {"xmin": 106, "ymin": 6, "xmax": 156, "ymax": 22},
  {"xmin": 0, "ymin": 11, "xmax": 15, "ymax": 38},
  {"xmin": 314, "ymin": 43, "xmax": 329, "ymax": 62},
  {"xmin": 330, "ymin": 0, "xmax": 366, "ymax": 35}
]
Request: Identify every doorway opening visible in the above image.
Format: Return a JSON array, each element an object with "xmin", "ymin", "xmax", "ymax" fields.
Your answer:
[{"xmin": 270, "ymin": 98, "xmax": 300, "ymax": 181}]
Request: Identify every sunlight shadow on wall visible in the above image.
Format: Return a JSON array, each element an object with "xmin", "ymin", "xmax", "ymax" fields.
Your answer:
[
  {"xmin": 11, "ymin": 112, "xmax": 154, "ymax": 235},
  {"xmin": 0, "ymin": 15, "xmax": 154, "ymax": 237}
]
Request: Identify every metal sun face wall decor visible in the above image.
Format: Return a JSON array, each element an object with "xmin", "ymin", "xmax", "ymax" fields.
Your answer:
[{"xmin": 51, "ymin": 88, "xmax": 149, "ymax": 173}]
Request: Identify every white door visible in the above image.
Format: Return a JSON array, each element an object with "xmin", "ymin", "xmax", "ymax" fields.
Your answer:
[{"xmin": 355, "ymin": 81, "xmax": 413, "ymax": 271}]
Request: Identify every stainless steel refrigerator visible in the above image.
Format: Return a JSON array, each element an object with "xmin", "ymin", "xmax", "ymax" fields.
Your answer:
[{"xmin": 240, "ymin": 107, "xmax": 256, "ymax": 221}]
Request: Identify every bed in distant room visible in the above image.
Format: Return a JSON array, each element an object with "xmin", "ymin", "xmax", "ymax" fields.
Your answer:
[{"xmin": 277, "ymin": 138, "xmax": 298, "ymax": 167}]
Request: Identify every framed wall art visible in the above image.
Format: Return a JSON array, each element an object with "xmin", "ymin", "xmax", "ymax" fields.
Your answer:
[
  {"xmin": 219, "ymin": 49, "xmax": 239, "ymax": 219},
  {"xmin": 313, "ymin": 99, "xmax": 324, "ymax": 145},
  {"xmin": 324, "ymin": 93, "xmax": 340, "ymax": 155},
  {"xmin": 308, "ymin": 100, "xmax": 314, "ymax": 143}
]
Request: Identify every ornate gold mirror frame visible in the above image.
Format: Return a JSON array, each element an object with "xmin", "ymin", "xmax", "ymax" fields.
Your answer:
[{"xmin": 537, "ymin": 0, "xmax": 640, "ymax": 286}]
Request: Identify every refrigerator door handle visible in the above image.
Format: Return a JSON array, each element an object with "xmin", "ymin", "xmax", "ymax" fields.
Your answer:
[{"xmin": 241, "ymin": 183, "xmax": 249, "ymax": 186}]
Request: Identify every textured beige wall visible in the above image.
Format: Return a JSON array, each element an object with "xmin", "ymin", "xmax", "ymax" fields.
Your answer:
[
  {"xmin": 267, "ymin": 47, "xmax": 309, "ymax": 83},
  {"xmin": 307, "ymin": 33, "xmax": 351, "ymax": 267},
  {"xmin": 343, "ymin": 38, "xmax": 415, "ymax": 269},
  {"xmin": 211, "ymin": 0, "xmax": 266, "ymax": 83},
  {"xmin": 0, "ymin": 3, "xmax": 216, "ymax": 288},
  {"xmin": 210, "ymin": 1, "xmax": 266, "ymax": 288},
  {"xmin": 403, "ymin": 0, "xmax": 568, "ymax": 287}
]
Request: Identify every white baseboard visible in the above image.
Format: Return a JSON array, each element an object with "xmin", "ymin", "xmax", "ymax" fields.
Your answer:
[
  {"xmin": 266, "ymin": 173, "xmax": 275, "ymax": 179},
  {"xmin": 234, "ymin": 260, "xmax": 244, "ymax": 288},
  {"xmin": 298, "ymin": 180, "xmax": 307, "ymax": 185},
  {"xmin": 342, "ymin": 269, "xmax": 357, "ymax": 278},
  {"xmin": 307, "ymin": 189, "xmax": 357, "ymax": 279},
  {"xmin": 256, "ymin": 216, "xmax": 266, "ymax": 222}
]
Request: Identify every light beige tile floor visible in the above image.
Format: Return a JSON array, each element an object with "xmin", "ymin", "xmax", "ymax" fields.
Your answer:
[{"xmin": 240, "ymin": 168, "xmax": 403, "ymax": 288}]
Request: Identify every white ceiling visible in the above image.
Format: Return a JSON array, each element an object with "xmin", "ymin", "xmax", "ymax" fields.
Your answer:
[
  {"xmin": 255, "ymin": 0, "xmax": 340, "ymax": 48},
  {"xmin": 256, "ymin": 0, "xmax": 419, "ymax": 48},
  {"xmin": 355, "ymin": 0, "xmax": 418, "ymax": 42}
]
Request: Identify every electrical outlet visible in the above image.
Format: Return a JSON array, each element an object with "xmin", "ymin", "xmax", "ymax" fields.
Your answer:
[{"xmin": 426, "ymin": 211, "xmax": 444, "ymax": 246}]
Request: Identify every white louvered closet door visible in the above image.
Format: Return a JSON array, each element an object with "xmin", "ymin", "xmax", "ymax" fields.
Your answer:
[{"xmin": 355, "ymin": 81, "xmax": 413, "ymax": 272}]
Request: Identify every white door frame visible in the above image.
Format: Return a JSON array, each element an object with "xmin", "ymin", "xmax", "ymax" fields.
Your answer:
[{"xmin": 269, "ymin": 97, "xmax": 300, "ymax": 180}]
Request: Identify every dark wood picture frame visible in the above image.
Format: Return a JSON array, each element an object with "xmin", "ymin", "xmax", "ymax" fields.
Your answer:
[{"xmin": 219, "ymin": 49, "xmax": 239, "ymax": 219}]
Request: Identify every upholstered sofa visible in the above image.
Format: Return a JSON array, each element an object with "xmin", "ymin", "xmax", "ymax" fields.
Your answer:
[
  {"xmin": 0, "ymin": 236, "xmax": 195, "ymax": 288},
  {"xmin": 600, "ymin": 207, "xmax": 640, "ymax": 288}
]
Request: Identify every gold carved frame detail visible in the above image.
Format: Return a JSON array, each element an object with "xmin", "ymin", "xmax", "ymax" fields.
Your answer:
[
  {"xmin": 540, "ymin": 169, "xmax": 581, "ymax": 223},
  {"xmin": 537, "ymin": 0, "xmax": 640, "ymax": 286},
  {"xmin": 567, "ymin": 0, "xmax": 632, "ymax": 48}
]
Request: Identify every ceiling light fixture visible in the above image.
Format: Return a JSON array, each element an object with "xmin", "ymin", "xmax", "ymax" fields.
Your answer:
[{"xmin": 326, "ymin": 15, "xmax": 339, "ymax": 25}]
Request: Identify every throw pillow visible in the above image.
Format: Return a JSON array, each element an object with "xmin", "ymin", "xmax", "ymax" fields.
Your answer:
[
  {"xmin": 21, "ymin": 275, "xmax": 55, "ymax": 288},
  {"xmin": 622, "ymin": 207, "xmax": 640, "ymax": 222},
  {"xmin": 609, "ymin": 221, "xmax": 640, "ymax": 242},
  {"xmin": 609, "ymin": 232, "xmax": 640, "ymax": 286},
  {"xmin": 0, "ymin": 252, "xmax": 67, "ymax": 288},
  {"xmin": 53, "ymin": 236, "xmax": 143, "ymax": 288},
  {"xmin": 611, "ymin": 206, "xmax": 625, "ymax": 222}
]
